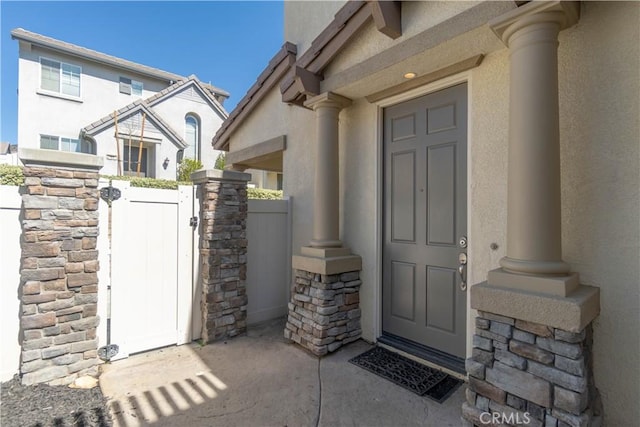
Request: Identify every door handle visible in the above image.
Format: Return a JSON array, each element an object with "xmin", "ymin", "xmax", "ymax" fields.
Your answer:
[{"xmin": 458, "ymin": 252, "xmax": 467, "ymax": 291}]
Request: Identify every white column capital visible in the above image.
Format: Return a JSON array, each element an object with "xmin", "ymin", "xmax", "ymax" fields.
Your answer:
[
  {"xmin": 489, "ymin": 1, "xmax": 580, "ymax": 45},
  {"xmin": 304, "ymin": 92, "xmax": 352, "ymax": 111}
]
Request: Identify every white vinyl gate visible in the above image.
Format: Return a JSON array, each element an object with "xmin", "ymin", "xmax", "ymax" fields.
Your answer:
[{"xmin": 100, "ymin": 180, "xmax": 197, "ymax": 360}]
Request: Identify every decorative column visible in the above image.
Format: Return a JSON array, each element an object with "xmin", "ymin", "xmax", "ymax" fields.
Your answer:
[
  {"xmin": 464, "ymin": 3, "xmax": 602, "ymax": 426},
  {"xmin": 192, "ymin": 169, "xmax": 251, "ymax": 343},
  {"xmin": 285, "ymin": 92, "xmax": 362, "ymax": 356},
  {"xmin": 307, "ymin": 92, "xmax": 351, "ymax": 248},
  {"xmin": 18, "ymin": 148, "xmax": 103, "ymax": 386},
  {"xmin": 487, "ymin": 1, "xmax": 580, "ymax": 297}
]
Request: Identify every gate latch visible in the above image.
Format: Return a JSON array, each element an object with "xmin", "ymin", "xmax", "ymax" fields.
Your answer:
[{"xmin": 189, "ymin": 216, "xmax": 198, "ymax": 228}]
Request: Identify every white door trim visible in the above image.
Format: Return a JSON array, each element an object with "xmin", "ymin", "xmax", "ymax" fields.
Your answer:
[{"xmin": 372, "ymin": 71, "xmax": 473, "ymax": 350}]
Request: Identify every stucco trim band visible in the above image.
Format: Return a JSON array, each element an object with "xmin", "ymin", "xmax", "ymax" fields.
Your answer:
[
  {"xmin": 470, "ymin": 282, "xmax": 600, "ymax": 333},
  {"xmin": 292, "ymin": 254, "xmax": 362, "ymax": 276},
  {"xmin": 191, "ymin": 169, "xmax": 251, "ymax": 184},
  {"xmin": 226, "ymin": 135, "xmax": 286, "ymax": 170},
  {"xmin": 365, "ymin": 55, "xmax": 484, "ymax": 103}
]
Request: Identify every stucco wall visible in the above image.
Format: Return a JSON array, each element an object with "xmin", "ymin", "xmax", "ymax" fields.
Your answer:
[
  {"xmin": 17, "ymin": 44, "xmax": 168, "ymax": 150},
  {"xmin": 284, "ymin": 1, "xmax": 343, "ymax": 53},
  {"xmin": 557, "ymin": 2, "xmax": 640, "ymax": 423}
]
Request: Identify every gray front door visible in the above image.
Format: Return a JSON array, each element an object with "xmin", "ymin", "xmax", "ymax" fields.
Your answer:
[{"xmin": 382, "ymin": 83, "xmax": 467, "ymax": 359}]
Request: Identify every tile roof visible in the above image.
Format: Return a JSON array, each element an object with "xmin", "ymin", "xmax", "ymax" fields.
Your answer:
[{"xmin": 11, "ymin": 28, "xmax": 229, "ymax": 99}]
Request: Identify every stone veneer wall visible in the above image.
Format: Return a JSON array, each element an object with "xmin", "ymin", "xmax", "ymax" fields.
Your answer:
[
  {"xmin": 462, "ymin": 311, "xmax": 602, "ymax": 427},
  {"xmin": 19, "ymin": 166, "xmax": 101, "ymax": 386},
  {"xmin": 197, "ymin": 178, "xmax": 249, "ymax": 343},
  {"xmin": 284, "ymin": 269, "xmax": 361, "ymax": 356}
]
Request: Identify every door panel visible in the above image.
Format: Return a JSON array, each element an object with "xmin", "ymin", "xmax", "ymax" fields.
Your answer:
[{"xmin": 383, "ymin": 83, "xmax": 467, "ymax": 359}]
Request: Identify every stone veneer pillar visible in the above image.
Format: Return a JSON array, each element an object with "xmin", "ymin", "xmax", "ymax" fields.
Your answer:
[
  {"xmin": 18, "ymin": 148, "xmax": 103, "ymax": 386},
  {"xmin": 285, "ymin": 92, "xmax": 363, "ymax": 356},
  {"xmin": 464, "ymin": 3, "xmax": 602, "ymax": 426},
  {"xmin": 192, "ymin": 169, "xmax": 251, "ymax": 343}
]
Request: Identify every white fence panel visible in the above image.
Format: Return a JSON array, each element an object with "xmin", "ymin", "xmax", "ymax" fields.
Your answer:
[
  {"xmin": 0, "ymin": 185, "xmax": 22, "ymax": 381},
  {"xmin": 246, "ymin": 198, "xmax": 291, "ymax": 324}
]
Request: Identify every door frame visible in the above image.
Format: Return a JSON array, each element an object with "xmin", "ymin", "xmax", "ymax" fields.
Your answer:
[{"xmin": 373, "ymin": 71, "xmax": 474, "ymax": 360}]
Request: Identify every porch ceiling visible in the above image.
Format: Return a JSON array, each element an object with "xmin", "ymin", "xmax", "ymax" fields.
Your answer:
[{"xmin": 226, "ymin": 135, "xmax": 285, "ymax": 173}]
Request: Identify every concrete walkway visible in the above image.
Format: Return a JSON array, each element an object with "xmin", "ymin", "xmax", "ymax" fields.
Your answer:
[{"xmin": 99, "ymin": 318, "xmax": 465, "ymax": 427}]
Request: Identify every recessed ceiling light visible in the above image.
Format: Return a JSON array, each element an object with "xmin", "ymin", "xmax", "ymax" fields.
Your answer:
[{"xmin": 404, "ymin": 72, "xmax": 416, "ymax": 79}]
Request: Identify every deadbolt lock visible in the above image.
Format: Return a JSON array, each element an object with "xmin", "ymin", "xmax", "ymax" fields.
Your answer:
[{"xmin": 459, "ymin": 236, "xmax": 467, "ymax": 248}]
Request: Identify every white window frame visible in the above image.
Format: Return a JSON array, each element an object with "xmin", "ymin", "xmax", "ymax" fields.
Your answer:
[
  {"xmin": 38, "ymin": 56, "xmax": 81, "ymax": 99},
  {"xmin": 184, "ymin": 114, "xmax": 200, "ymax": 161},
  {"xmin": 39, "ymin": 134, "xmax": 93, "ymax": 154}
]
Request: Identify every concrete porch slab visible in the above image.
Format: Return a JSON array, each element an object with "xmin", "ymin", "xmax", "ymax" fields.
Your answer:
[{"xmin": 99, "ymin": 318, "xmax": 465, "ymax": 427}]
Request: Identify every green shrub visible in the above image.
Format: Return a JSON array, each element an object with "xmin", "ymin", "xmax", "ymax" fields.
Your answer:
[
  {"xmin": 177, "ymin": 158, "xmax": 203, "ymax": 182},
  {"xmin": 247, "ymin": 188, "xmax": 283, "ymax": 200},
  {"xmin": 0, "ymin": 165, "xmax": 24, "ymax": 185},
  {"xmin": 100, "ymin": 175, "xmax": 191, "ymax": 190},
  {"xmin": 214, "ymin": 152, "xmax": 226, "ymax": 170}
]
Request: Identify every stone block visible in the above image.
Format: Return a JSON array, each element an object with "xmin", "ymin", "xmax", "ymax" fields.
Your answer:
[
  {"xmin": 68, "ymin": 358, "xmax": 97, "ymax": 374},
  {"xmin": 22, "ymin": 312, "xmax": 57, "ymax": 330},
  {"xmin": 555, "ymin": 355, "xmax": 585, "ymax": 376},
  {"xmin": 23, "ymin": 220, "xmax": 54, "ymax": 231},
  {"xmin": 554, "ymin": 386, "xmax": 588, "ymax": 415},
  {"xmin": 22, "ymin": 242, "xmax": 60, "ymax": 257},
  {"xmin": 340, "ymin": 271, "xmax": 359, "ymax": 282},
  {"xmin": 488, "ymin": 401, "xmax": 544, "ymax": 427},
  {"xmin": 52, "ymin": 353, "xmax": 83, "ymax": 366},
  {"xmin": 528, "ymin": 401, "xmax": 546, "ymax": 421},
  {"xmin": 37, "ymin": 230, "xmax": 72, "ymax": 241},
  {"xmin": 56, "ymin": 306, "xmax": 83, "ymax": 316},
  {"xmin": 507, "ymin": 393, "xmax": 526, "ymax": 411},
  {"xmin": 43, "ymin": 325, "xmax": 61, "ymax": 336},
  {"xmin": 22, "ymin": 304, "xmax": 37, "ymax": 316},
  {"xmin": 554, "ymin": 329, "xmax": 586, "ymax": 344},
  {"xmin": 39, "ymin": 298, "xmax": 75, "ymax": 312},
  {"xmin": 527, "ymin": 361, "xmax": 587, "ymax": 393},
  {"xmin": 24, "ymin": 209, "xmax": 41, "ymax": 220},
  {"xmin": 23, "ymin": 281, "xmax": 41, "ymax": 295},
  {"xmin": 345, "ymin": 292, "xmax": 359, "ymax": 305},
  {"xmin": 476, "ymin": 395, "xmax": 490, "ymax": 411},
  {"xmin": 42, "ymin": 278, "xmax": 67, "ymax": 292},
  {"xmin": 495, "ymin": 348, "xmax": 527, "ymax": 370},
  {"xmin": 472, "ymin": 348, "xmax": 494, "ymax": 366},
  {"xmin": 486, "ymin": 361, "xmax": 551, "ymax": 407},
  {"xmin": 22, "ymin": 366, "xmax": 68, "ymax": 386},
  {"xmin": 23, "ymin": 337, "xmax": 53, "ymax": 351},
  {"xmin": 23, "ymin": 293, "xmax": 57, "ymax": 304},
  {"xmin": 70, "ymin": 316, "xmax": 100, "ymax": 331},
  {"xmin": 41, "ymin": 177, "xmax": 84, "ymax": 188},
  {"xmin": 47, "ymin": 187, "xmax": 76, "ymax": 197},
  {"xmin": 473, "ymin": 335, "xmax": 493, "ymax": 351},
  {"xmin": 67, "ymin": 272, "xmax": 98, "ymax": 288},
  {"xmin": 476, "ymin": 328, "xmax": 508, "ymax": 344},
  {"xmin": 551, "ymin": 408, "xmax": 591, "ymax": 427},
  {"xmin": 28, "ymin": 185, "xmax": 45, "ymax": 195},
  {"xmin": 465, "ymin": 387, "xmax": 476, "ymax": 405},
  {"xmin": 515, "ymin": 319, "xmax": 553, "ymax": 337},
  {"xmin": 468, "ymin": 376, "xmax": 506, "ymax": 404},
  {"xmin": 37, "ymin": 257, "xmax": 67, "ymax": 268},
  {"xmin": 68, "ymin": 250, "xmax": 98, "ymax": 262},
  {"xmin": 24, "ymin": 330, "xmax": 42, "ymax": 340},
  {"xmin": 480, "ymin": 311, "xmax": 515, "ymax": 325},
  {"xmin": 22, "ymin": 349, "xmax": 41, "ymax": 362},
  {"xmin": 475, "ymin": 317, "xmax": 490, "ymax": 330},
  {"xmin": 82, "ymin": 238, "xmax": 97, "ymax": 250},
  {"xmin": 22, "ymin": 196, "xmax": 58, "ymax": 209},
  {"xmin": 24, "ymin": 177, "xmax": 42, "ymax": 186},
  {"xmin": 490, "ymin": 320, "xmax": 513, "ymax": 338},
  {"xmin": 509, "ymin": 340, "xmax": 554, "ymax": 365},
  {"xmin": 21, "ymin": 268, "xmax": 63, "ymax": 282},
  {"xmin": 53, "ymin": 331, "xmax": 86, "ymax": 345},
  {"xmin": 545, "ymin": 415, "xmax": 559, "ymax": 427},
  {"xmin": 58, "ymin": 313, "xmax": 82, "ymax": 323},
  {"xmin": 536, "ymin": 338, "xmax": 582, "ymax": 359},
  {"xmin": 317, "ymin": 305, "xmax": 338, "ymax": 315},
  {"xmin": 22, "ymin": 359, "xmax": 50, "ymax": 373}
]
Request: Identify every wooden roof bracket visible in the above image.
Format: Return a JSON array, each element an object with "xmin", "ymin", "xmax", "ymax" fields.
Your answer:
[{"xmin": 369, "ymin": 0, "xmax": 402, "ymax": 39}]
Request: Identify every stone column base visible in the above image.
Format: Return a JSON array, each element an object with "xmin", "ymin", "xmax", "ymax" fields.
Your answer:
[
  {"xmin": 284, "ymin": 269, "xmax": 362, "ymax": 356},
  {"xmin": 463, "ymin": 283, "xmax": 603, "ymax": 427}
]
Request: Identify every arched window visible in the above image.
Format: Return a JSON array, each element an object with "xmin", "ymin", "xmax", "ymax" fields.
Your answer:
[{"xmin": 185, "ymin": 114, "xmax": 199, "ymax": 160}]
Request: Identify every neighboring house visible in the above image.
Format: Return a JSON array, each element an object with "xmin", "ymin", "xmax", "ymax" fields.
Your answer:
[
  {"xmin": 0, "ymin": 142, "xmax": 19, "ymax": 165},
  {"xmin": 11, "ymin": 28, "xmax": 229, "ymax": 179},
  {"xmin": 213, "ymin": 1, "xmax": 639, "ymax": 425}
]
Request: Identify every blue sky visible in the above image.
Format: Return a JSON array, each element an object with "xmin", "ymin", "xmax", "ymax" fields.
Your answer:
[{"xmin": 0, "ymin": 1, "xmax": 284, "ymax": 145}]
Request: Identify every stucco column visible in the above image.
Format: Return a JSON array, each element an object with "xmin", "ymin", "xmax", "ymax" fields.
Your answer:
[
  {"xmin": 304, "ymin": 92, "xmax": 352, "ymax": 248},
  {"xmin": 487, "ymin": 2, "xmax": 580, "ymax": 296}
]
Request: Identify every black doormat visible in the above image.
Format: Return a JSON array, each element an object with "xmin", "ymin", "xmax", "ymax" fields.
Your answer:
[{"xmin": 349, "ymin": 347, "xmax": 462, "ymax": 402}]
